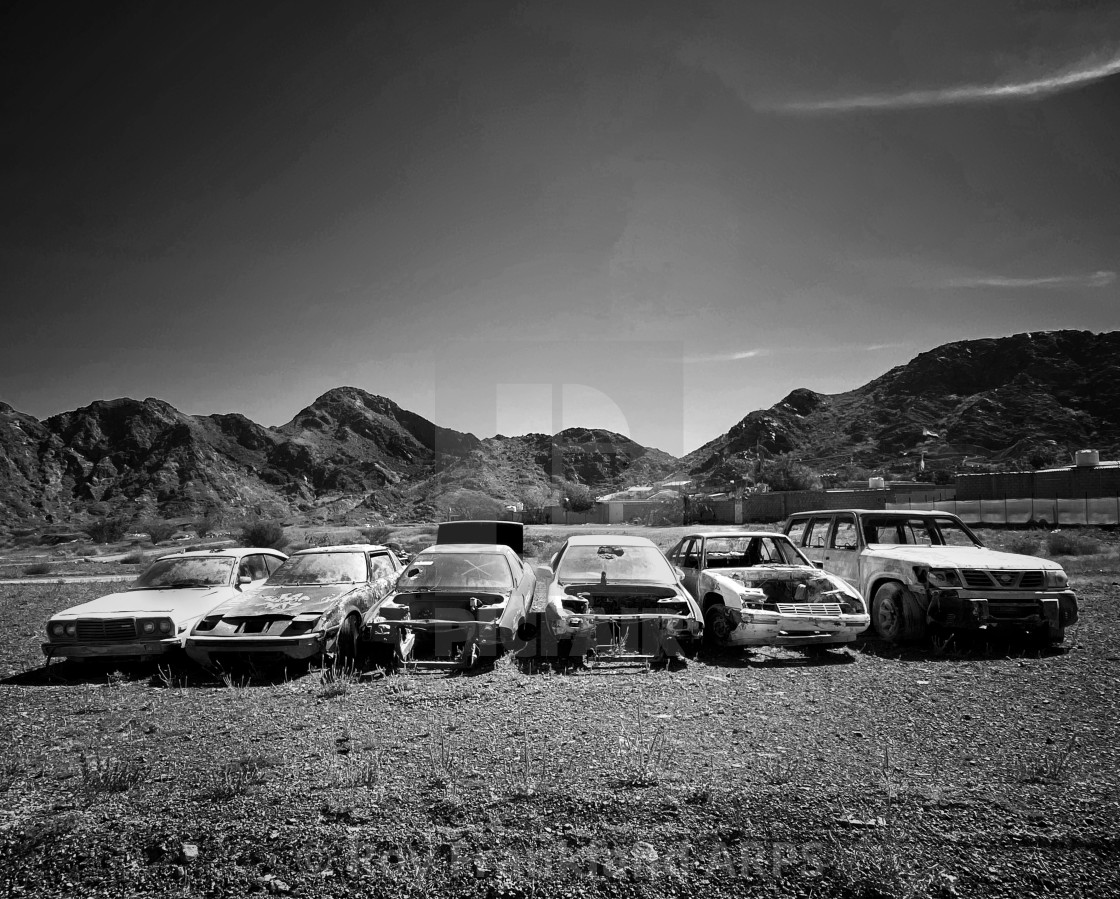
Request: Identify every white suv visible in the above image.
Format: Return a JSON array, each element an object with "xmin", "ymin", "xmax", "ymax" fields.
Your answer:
[{"xmin": 782, "ymin": 510, "xmax": 1077, "ymax": 645}]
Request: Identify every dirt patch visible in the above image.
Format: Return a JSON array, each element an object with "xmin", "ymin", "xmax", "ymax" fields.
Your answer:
[{"xmin": 1, "ymin": 571, "xmax": 1119, "ymax": 896}]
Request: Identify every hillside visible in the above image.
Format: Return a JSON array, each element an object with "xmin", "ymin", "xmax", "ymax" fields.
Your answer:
[
  {"xmin": 684, "ymin": 330, "xmax": 1120, "ymax": 475},
  {"xmin": 2, "ymin": 330, "xmax": 1118, "ymax": 525}
]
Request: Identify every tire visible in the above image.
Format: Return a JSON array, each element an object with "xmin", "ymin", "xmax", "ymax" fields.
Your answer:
[
  {"xmin": 871, "ymin": 583, "xmax": 924, "ymax": 644},
  {"xmin": 703, "ymin": 603, "xmax": 733, "ymax": 650},
  {"xmin": 336, "ymin": 614, "xmax": 362, "ymax": 672}
]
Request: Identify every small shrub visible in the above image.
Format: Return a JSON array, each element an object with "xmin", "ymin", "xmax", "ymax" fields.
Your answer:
[
  {"xmin": 1046, "ymin": 532, "xmax": 1102, "ymax": 556},
  {"xmin": 85, "ymin": 517, "xmax": 129, "ymax": 544},
  {"xmin": 361, "ymin": 526, "xmax": 394, "ymax": 545},
  {"xmin": 1006, "ymin": 535, "xmax": 1040, "ymax": 556},
  {"xmin": 239, "ymin": 519, "xmax": 288, "ymax": 550},
  {"xmin": 194, "ymin": 512, "xmax": 220, "ymax": 538},
  {"xmin": 143, "ymin": 519, "xmax": 176, "ymax": 545},
  {"xmin": 22, "ymin": 562, "xmax": 53, "ymax": 576},
  {"xmin": 78, "ymin": 752, "xmax": 146, "ymax": 793},
  {"xmin": 119, "ymin": 551, "xmax": 147, "ymax": 565}
]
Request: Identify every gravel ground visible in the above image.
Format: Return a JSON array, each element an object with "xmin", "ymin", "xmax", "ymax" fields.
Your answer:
[{"xmin": 1, "ymin": 568, "xmax": 1119, "ymax": 898}]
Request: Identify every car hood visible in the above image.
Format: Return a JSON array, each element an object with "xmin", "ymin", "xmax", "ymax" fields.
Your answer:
[
  {"xmin": 865, "ymin": 545, "xmax": 1063, "ymax": 570},
  {"xmin": 207, "ymin": 584, "xmax": 360, "ymax": 618},
  {"xmin": 52, "ymin": 587, "xmax": 237, "ymax": 620}
]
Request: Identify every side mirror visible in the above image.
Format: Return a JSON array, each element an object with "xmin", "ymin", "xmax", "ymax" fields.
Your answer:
[
  {"xmin": 673, "ymin": 566, "xmax": 686, "ymax": 580},
  {"xmin": 238, "ymin": 575, "xmax": 253, "ymax": 585},
  {"xmin": 535, "ymin": 565, "xmax": 554, "ymax": 582},
  {"xmin": 813, "ymin": 561, "xmax": 824, "ymax": 569}
]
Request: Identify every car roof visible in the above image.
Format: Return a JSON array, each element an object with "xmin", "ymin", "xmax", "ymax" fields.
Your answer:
[
  {"xmin": 291, "ymin": 544, "xmax": 390, "ymax": 554},
  {"xmin": 156, "ymin": 546, "xmax": 287, "ymax": 561},
  {"xmin": 685, "ymin": 531, "xmax": 788, "ymax": 540},
  {"xmin": 789, "ymin": 509, "xmax": 955, "ymax": 518},
  {"xmin": 415, "ymin": 543, "xmax": 515, "ymax": 556},
  {"xmin": 563, "ymin": 534, "xmax": 656, "ymax": 547}
]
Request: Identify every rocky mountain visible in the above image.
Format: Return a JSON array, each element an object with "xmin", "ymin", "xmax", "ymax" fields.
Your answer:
[
  {"xmin": 4, "ymin": 330, "xmax": 1118, "ymax": 526},
  {"xmin": 683, "ymin": 330, "xmax": 1120, "ymax": 475},
  {"xmin": 0, "ymin": 388, "xmax": 677, "ymax": 525}
]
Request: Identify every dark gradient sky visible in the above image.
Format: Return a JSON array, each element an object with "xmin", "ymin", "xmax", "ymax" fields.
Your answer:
[{"xmin": 3, "ymin": 1, "xmax": 1119, "ymax": 455}]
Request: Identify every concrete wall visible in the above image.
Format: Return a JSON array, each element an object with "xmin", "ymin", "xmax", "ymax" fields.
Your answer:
[{"xmin": 957, "ymin": 466, "xmax": 1120, "ymax": 500}]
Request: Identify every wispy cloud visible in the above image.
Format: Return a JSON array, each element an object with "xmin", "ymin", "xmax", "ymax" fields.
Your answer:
[
  {"xmin": 684, "ymin": 343, "xmax": 907, "ymax": 364},
  {"xmin": 683, "ymin": 349, "xmax": 768, "ymax": 364},
  {"xmin": 942, "ymin": 270, "xmax": 1116, "ymax": 289},
  {"xmin": 764, "ymin": 50, "xmax": 1120, "ymax": 114}
]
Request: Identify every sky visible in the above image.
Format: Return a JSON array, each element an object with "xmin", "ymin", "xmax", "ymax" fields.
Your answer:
[{"xmin": 3, "ymin": 0, "xmax": 1119, "ymax": 456}]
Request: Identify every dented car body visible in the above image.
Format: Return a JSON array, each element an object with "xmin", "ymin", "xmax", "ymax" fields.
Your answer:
[
  {"xmin": 184, "ymin": 545, "xmax": 401, "ymax": 668},
  {"xmin": 538, "ymin": 535, "xmax": 703, "ymax": 664},
  {"xmin": 667, "ymin": 532, "xmax": 869, "ymax": 651},
  {"xmin": 43, "ymin": 548, "xmax": 288, "ymax": 661},
  {"xmin": 364, "ymin": 541, "xmax": 535, "ymax": 668},
  {"xmin": 783, "ymin": 510, "xmax": 1078, "ymax": 644}
]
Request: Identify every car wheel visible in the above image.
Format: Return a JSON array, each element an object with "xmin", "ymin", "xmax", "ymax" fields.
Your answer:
[
  {"xmin": 872, "ymin": 583, "xmax": 924, "ymax": 643},
  {"xmin": 703, "ymin": 604, "xmax": 733, "ymax": 649},
  {"xmin": 336, "ymin": 614, "xmax": 362, "ymax": 672}
]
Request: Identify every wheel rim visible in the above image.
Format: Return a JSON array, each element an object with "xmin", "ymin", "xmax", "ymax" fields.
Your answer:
[
  {"xmin": 705, "ymin": 606, "xmax": 732, "ymax": 642},
  {"xmin": 878, "ymin": 597, "xmax": 900, "ymax": 638}
]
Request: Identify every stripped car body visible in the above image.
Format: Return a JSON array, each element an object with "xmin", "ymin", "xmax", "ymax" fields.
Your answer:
[
  {"xmin": 364, "ymin": 522, "xmax": 535, "ymax": 668},
  {"xmin": 185, "ymin": 544, "xmax": 401, "ymax": 668},
  {"xmin": 42, "ymin": 548, "xmax": 288, "ymax": 661},
  {"xmin": 783, "ymin": 510, "xmax": 1078, "ymax": 644},
  {"xmin": 666, "ymin": 531, "xmax": 869, "ymax": 650},
  {"xmin": 537, "ymin": 535, "xmax": 702, "ymax": 664}
]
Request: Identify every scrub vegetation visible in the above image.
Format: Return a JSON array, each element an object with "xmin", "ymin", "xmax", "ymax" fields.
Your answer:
[{"xmin": 0, "ymin": 528, "xmax": 1118, "ymax": 897}]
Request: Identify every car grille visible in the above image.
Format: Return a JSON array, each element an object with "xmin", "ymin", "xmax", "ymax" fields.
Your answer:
[
  {"xmin": 775, "ymin": 603, "xmax": 844, "ymax": 616},
  {"xmin": 960, "ymin": 570, "xmax": 1045, "ymax": 590},
  {"xmin": 75, "ymin": 619, "xmax": 137, "ymax": 642}
]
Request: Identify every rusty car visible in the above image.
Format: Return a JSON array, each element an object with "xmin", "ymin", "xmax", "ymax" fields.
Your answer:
[
  {"xmin": 783, "ymin": 509, "xmax": 1078, "ymax": 644},
  {"xmin": 664, "ymin": 531, "xmax": 869, "ymax": 654},
  {"xmin": 535, "ymin": 534, "xmax": 702, "ymax": 670},
  {"xmin": 362, "ymin": 521, "xmax": 535, "ymax": 669},
  {"xmin": 184, "ymin": 544, "xmax": 401, "ymax": 670},
  {"xmin": 42, "ymin": 548, "xmax": 288, "ymax": 663}
]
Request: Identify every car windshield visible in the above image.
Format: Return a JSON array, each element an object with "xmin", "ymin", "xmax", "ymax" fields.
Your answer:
[
  {"xmin": 557, "ymin": 544, "xmax": 674, "ymax": 584},
  {"xmin": 398, "ymin": 552, "xmax": 514, "ymax": 591},
  {"xmin": 703, "ymin": 536, "xmax": 809, "ymax": 568},
  {"xmin": 267, "ymin": 552, "xmax": 368, "ymax": 586},
  {"xmin": 863, "ymin": 517, "xmax": 982, "ymax": 547},
  {"xmin": 131, "ymin": 557, "xmax": 234, "ymax": 589}
]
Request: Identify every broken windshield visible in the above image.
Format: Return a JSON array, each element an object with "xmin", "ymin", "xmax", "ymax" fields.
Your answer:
[
  {"xmin": 267, "ymin": 552, "xmax": 369, "ymax": 586},
  {"xmin": 131, "ymin": 557, "xmax": 234, "ymax": 589},
  {"xmin": 398, "ymin": 552, "xmax": 514, "ymax": 591},
  {"xmin": 557, "ymin": 544, "xmax": 675, "ymax": 584}
]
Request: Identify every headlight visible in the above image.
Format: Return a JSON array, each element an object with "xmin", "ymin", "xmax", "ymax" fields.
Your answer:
[
  {"xmin": 1044, "ymin": 569, "xmax": 1069, "ymax": 589},
  {"xmin": 49, "ymin": 621, "xmax": 65, "ymax": 636},
  {"xmin": 141, "ymin": 621, "xmax": 156, "ymax": 634},
  {"xmin": 65, "ymin": 623, "xmax": 77, "ymax": 636},
  {"xmin": 158, "ymin": 620, "xmax": 172, "ymax": 634},
  {"xmin": 925, "ymin": 568, "xmax": 962, "ymax": 589}
]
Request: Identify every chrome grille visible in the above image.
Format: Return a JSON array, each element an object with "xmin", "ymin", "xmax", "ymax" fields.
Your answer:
[
  {"xmin": 75, "ymin": 618, "xmax": 136, "ymax": 642},
  {"xmin": 961, "ymin": 570, "xmax": 1045, "ymax": 590},
  {"xmin": 775, "ymin": 603, "xmax": 843, "ymax": 616}
]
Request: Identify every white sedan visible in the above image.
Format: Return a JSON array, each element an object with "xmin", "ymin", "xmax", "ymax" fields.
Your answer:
[{"xmin": 42, "ymin": 548, "xmax": 287, "ymax": 662}]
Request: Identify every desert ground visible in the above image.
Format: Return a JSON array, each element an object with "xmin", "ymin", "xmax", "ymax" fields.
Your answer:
[{"xmin": 1, "ymin": 524, "xmax": 1118, "ymax": 898}]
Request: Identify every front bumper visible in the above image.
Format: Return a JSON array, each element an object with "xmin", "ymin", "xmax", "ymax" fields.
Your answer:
[
  {"xmin": 926, "ymin": 589, "xmax": 1078, "ymax": 636},
  {"xmin": 42, "ymin": 637, "xmax": 180, "ymax": 659},
  {"xmin": 184, "ymin": 633, "xmax": 325, "ymax": 662},
  {"xmin": 546, "ymin": 611, "xmax": 699, "ymax": 639},
  {"xmin": 369, "ymin": 619, "xmax": 508, "ymax": 648},
  {"xmin": 723, "ymin": 607, "xmax": 869, "ymax": 648}
]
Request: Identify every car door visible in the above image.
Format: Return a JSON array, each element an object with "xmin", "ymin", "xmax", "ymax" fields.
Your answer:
[
  {"xmin": 676, "ymin": 538, "xmax": 702, "ymax": 599},
  {"xmin": 822, "ymin": 513, "xmax": 860, "ymax": 588},
  {"xmin": 800, "ymin": 516, "xmax": 833, "ymax": 570}
]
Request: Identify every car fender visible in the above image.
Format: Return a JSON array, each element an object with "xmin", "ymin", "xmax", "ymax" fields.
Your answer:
[{"xmin": 703, "ymin": 572, "xmax": 749, "ymax": 609}]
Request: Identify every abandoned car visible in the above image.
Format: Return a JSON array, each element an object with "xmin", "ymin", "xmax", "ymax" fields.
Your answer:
[
  {"xmin": 665, "ymin": 531, "xmax": 869, "ymax": 652},
  {"xmin": 184, "ymin": 544, "xmax": 401, "ymax": 669},
  {"xmin": 42, "ymin": 548, "xmax": 288, "ymax": 662},
  {"xmin": 783, "ymin": 509, "xmax": 1078, "ymax": 644},
  {"xmin": 536, "ymin": 534, "xmax": 703, "ymax": 669},
  {"xmin": 364, "ymin": 522, "xmax": 534, "ymax": 669}
]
